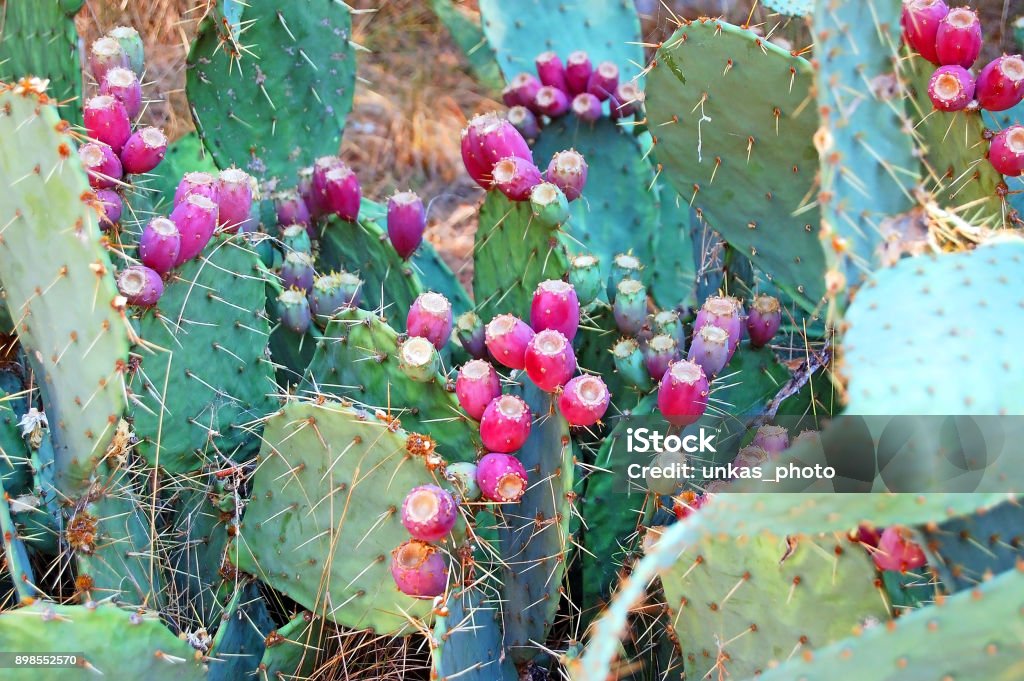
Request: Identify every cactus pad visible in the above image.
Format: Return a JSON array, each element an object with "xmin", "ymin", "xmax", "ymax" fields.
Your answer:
[
  {"xmin": 0, "ymin": 1, "xmax": 83, "ymax": 112},
  {"xmin": 432, "ymin": 584, "xmax": 518, "ymax": 680}
]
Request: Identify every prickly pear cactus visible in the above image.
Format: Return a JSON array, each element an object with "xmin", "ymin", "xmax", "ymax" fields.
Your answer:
[
  {"xmin": 0, "ymin": 87, "xmax": 130, "ymax": 495},
  {"xmin": 432, "ymin": 584, "xmax": 518, "ymax": 680},
  {"xmin": 0, "ymin": 1, "xmax": 83, "ymax": 111}
]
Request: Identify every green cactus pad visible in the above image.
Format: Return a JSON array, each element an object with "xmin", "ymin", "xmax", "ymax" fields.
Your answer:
[
  {"xmin": 230, "ymin": 400, "xmax": 448, "ymax": 633},
  {"xmin": 646, "ymin": 19, "xmax": 825, "ymax": 311},
  {"xmin": 880, "ymin": 568, "xmax": 935, "ymax": 614},
  {"xmin": 169, "ymin": 484, "xmax": 234, "ymax": 631},
  {"xmin": 0, "ymin": 482, "xmax": 35, "ymax": 601},
  {"xmin": 0, "ymin": 388, "xmax": 31, "ymax": 494},
  {"xmin": 753, "ymin": 566, "xmax": 1024, "ymax": 681},
  {"xmin": 843, "ymin": 239, "xmax": 1024, "ymax": 415},
  {"xmin": 498, "ymin": 379, "xmax": 573, "ymax": 663},
  {"xmin": 0, "ymin": 1, "xmax": 83, "ymax": 116},
  {"xmin": 432, "ymin": 584, "xmax": 518, "ymax": 680},
  {"xmin": 763, "ymin": 0, "xmax": 812, "ymax": 15},
  {"xmin": 258, "ymin": 610, "xmax": 328, "ymax": 679},
  {"xmin": 923, "ymin": 499, "xmax": 1024, "ymax": 593},
  {"xmin": 207, "ymin": 583, "xmax": 275, "ymax": 681},
  {"xmin": 186, "ymin": 0, "xmax": 356, "ymax": 182},
  {"xmin": 0, "ymin": 601, "xmax": 205, "ymax": 680},
  {"xmin": 429, "ymin": 0, "xmax": 504, "ymax": 91},
  {"xmin": 478, "ymin": 0, "xmax": 644, "ymax": 82},
  {"xmin": 128, "ymin": 235, "xmax": 276, "ymax": 474},
  {"xmin": 473, "ymin": 190, "xmax": 572, "ymax": 322},
  {"xmin": 0, "ymin": 89, "xmax": 130, "ymax": 495},
  {"xmin": 812, "ymin": 0, "xmax": 919, "ymax": 290},
  {"xmin": 302, "ymin": 307, "xmax": 478, "ymax": 458}
]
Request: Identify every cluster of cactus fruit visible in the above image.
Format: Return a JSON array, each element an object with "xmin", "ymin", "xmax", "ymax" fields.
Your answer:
[{"xmin": 0, "ymin": 0, "xmax": 1023, "ymax": 679}]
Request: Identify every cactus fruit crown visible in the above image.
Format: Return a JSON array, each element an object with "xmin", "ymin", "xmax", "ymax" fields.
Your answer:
[
  {"xmin": 418, "ymin": 291, "xmax": 450, "ymax": 314},
  {"xmin": 933, "ymin": 71, "xmax": 967, "ymax": 100},
  {"xmin": 653, "ymin": 310, "xmax": 678, "ymax": 325},
  {"xmin": 404, "ymin": 487, "xmax": 445, "ymax": 524},
  {"xmin": 536, "ymin": 279, "xmax": 572, "ymax": 295},
  {"xmin": 1006, "ymin": 127, "xmax": 1024, "ymax": 152},
  {"xmin": 461, "ymin": 358, "xmax": 491, "ymax": 379},
  {"xmin": 613, "ymin": 253, "xmax": 641, "ymax": 269},
  {"xmin": 945, "ymin": 7, "xmax": 976, "ymax": 27},
  {"xmin": 704, "ymin": 296, "xmax": 740, "ymax": 316},
  {"xmin": 91, "ymin": 36, "xmax": 121, "ymax": 57},
  {"xmin": 219, "ymin": 166, "xmax": 248, "ymax": 183},
  {"xmin": 551, "ymin": 149, "xmax": 584, "ymax": 172},
  {"xmin": 117, "ymin": 267, "xmax": 149, "ymax": 296},
  {"xmin": 569, "ymin": 375, "xmax": 607, "ymax": 405},
  {"xmin": 668, "ymin": 360, "xmax": 703, "ymax": 384},
  {"xmin": 616, "ymin": 278, "xmax": 644, "ymax": 295},
  {"xmin": 1000, "ymin": 55, "xmax": 1024, "ymax": 80},
  {"xmin": 392, "ymin": 539, "xmax": 437, "ymax": 569},
  {"xmin": 104, "ymin": 67, "xmax": 135, "ymax": 87},
  {"xmin": 530, "ymin": 182, "xmax": 560, "ymax": 204},
  {"xmin": 532, "ymin": 329, "xmax": 568, "ymax": 355},
  {"xmin": 138, "ymin": 126, "xmax": 167, "ymax": 147},
  {"xmin": 80, "ymin": 144, "xmax": 106, "ymax": 166},
  {"xmin": 486, "ymin": 313, "xmax": 517, "ymax": 337},
  {"xmin": 648, "ymin": 334, "xmax": 676, "ymax": 352},
  {"xmin": 492, "ymin": 157, "xmax": 524, "ymax": 182},
  {"xmin": 495, "ymin": 394, "xmax": 527, "ymax": 418},
  {"xmin": 400, "ymin": 336, "xmax": 435, "ymax": 367},
  {"xmin": 752, "ymin": 293, "xmax": 781, "ymax": 314},
  {"xmin": 279, "ymin": 289, "xmax": 306, "ymax": 304},
  {"xmin": 390, "ymin": 189, "xmax": 419, "ymax": 205},
  {"xmin": 612, "ymin": 337, "xmax": 639, "ymax": 355},
  {"xmin": 148, "ymin": 216, "xmax": 176, "ymax": 235},
  {"xmin": 107, "ymin": 25, "xmax": 138, "ymax": 40},
  {"xmin": 698, "ymin": 325, "xmax": 729, "ymax": 343}
]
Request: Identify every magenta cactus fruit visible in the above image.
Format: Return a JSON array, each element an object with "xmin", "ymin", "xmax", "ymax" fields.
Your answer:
[
  {"xmin": 95, "ymin": 189, "xmax": 122, "ymax": 229},
  {"xmin": 83, "ymin": 95, "xmax": 131, "ymax": 154},
  {"xmin": 535, "ymin": 51, "xmax": 570, "ymax": 92},
  {"xmin": 390, "ymin": 540, "xmax": 448, "ymax": 598},
  {"xmin": 572, "ymin": 92, "xmax": 603, "ymax": 122},
  {"xmin": 901, "ymin": 0, "xmax": 949, "ymax": 65},
  {"xmin": 535, "ymin": 86, "xmax": 571, "ymax": 118},
  {"xmin": 746, "ymin": 294, "xmax": 782, "ymax": 348},
  {"xmin": 975, "ymin": 55, "xmax": 1024, "ymax": 112},
  {"xmin": 99, "ymin": 67, "xmax": 142, "ymax": 119},
  {"xmin": 461, "ymin": 113, "xmax": 533, "ymax": 188},
  {"xmin": 273, "ymin": 190, "xmax": 311, "ymax": 230},
  {"xmin": 558, "ymin": 375, "xmax": 610, "ymax": 427},
  {"xmin": 988, "ymin": 125, "xmax": 1024, "ymax": 177},
  {"xmin": 565, "ymin": 50, "xmax": 593, "ymax": 94},
  {"xmin": 311, "ymin": 155, "xmax": 344, "ymax": 211},
  {"xmin": 324, "ymin": 165, "xmax": 361, "ymax": 222},
  {"xmin": 524, "ymin": 329, "xmax": 577, "ymax": 392},
  {"xmin": 694, "ymin": 296, "xmax": 744, "ymax": 352},
  {"xmin": 139, "ymin": 217, "xmax": 181, "ymax": 275},
  {"xmin": 643, "ymin": 333, "xmax": 679, "ymax": 382},
  {"xmin": 934, "ymin": 7, "xmax": 982, "ymax": 69},
  {"xmin": 407, "ymin": 291, "xmax": 453, "ymax": 350},
  {"xmin": 174, "ymin": 171, "xmax": 220, "ymax": 206},
  {"xmin": 510, "ymin": 72, "xmax": 543, "ymax": 112},
  {"xmin": 281, "ymin": 252, "xmax": 316, "ymax": 292},
  {"xmin": 475, "ymin": 452, "xmax": 529, "ymax": 502},
  {"xmin": 752, "ymin": 425, "xmax": 790, "ymax": 455},
  {"xmin": 587, "ymin": 61, "xmax": 620, "ymax": 101},
  {"xmin": 386, "ymin": 191, "xmax": 426, "ymax": 259},
  {"xmin": 170, "ymin": 193, "xmax": 218, "ymax": 264},
  {"xmin": 872, "ymin": 527, "xmax": 927, "ymax": 572},
  {"xmin": 491, "ymin": 156, "xmax": 543, "ymax": 201},
  {"xmin": 502, "ymin": 83, "xmax": 522, "ymax": 107},
  {"xmin": 88, "ymin": 36, "xmax": 130, "ymax": 84},
  {"xmin": 117, "ymin": 265, "xmax": 163, "ymax": 307},
  {"xmin": 610, "ymin": 81, "xmax": 643, "ymax": 120},
  {"xmin": 120, "ymin": 127, "xmax": 167, "ymax": 175},
  {"xmin": 530, "ymin": 279, "xmax": 580, "ymax": 340},
  {"xmin": 79, "ymin": 142, "xmax": 122, "ymax": 189},
  {"xmin": 687, "ymin": 325, "xmax": 733, "ymax": 377},
  {"xmin": 277, "ymin": 289, "xmax": 312, "ymax": 334},
  {"xmin": 546, "ymin": 149, "xmax": 588, "ymax": 201},
  {"xmin": 929, "ymin": 65, "xmax": 976, "ymax": 111},
  {"xmin": 507, "ymin": 106, "xmax": 541, "ymax": 144},
  {"xmin": 484, "ymin": 314, "xmax": 535, "ymax": 369},
  {"xmin": 215, "ymin": 167, "xmax": 253, "ymax": 230},
  {"xmin": 479, "ymin": 395, "xmax": 532, "ymax": 453},
  {"xmin": 657, "ymin": 360, "xmax": 710, "ymax": 427},
  {"xmin": 400, "ymin": 484, "xmax": 458, "ymax": 542},
  {"xmin": 456, "ymin": 359, "xmax": 502, "ymax": 421}
]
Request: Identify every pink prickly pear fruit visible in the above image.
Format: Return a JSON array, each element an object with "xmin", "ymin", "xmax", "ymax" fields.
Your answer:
[
  {"xmin": 934, "ymin": 7, "xmax": 982, "ymax": 69},
  {"xmin": 524, "ymin": 329, "xmax": 577, "ymax": 392},
  {"xmin": 484, "ymin": 314, "xmax": 535, "ymax": 369},
  {"xmin": 746, "ymin": 294, "xmax": 782, "ymax": 348},
  {"xmin": 475, "ymin": 452, "xmax": 529, "ymax": 502},
  {"xmin": 281, "ymin": 251, "xmax": 316, "ymax": 292},
  {"xmin": 120, "ymin": 127, "xmax": 167, "ymax": 175},
  {"xmin": 95, "ymin": 189, "xmax": 122, "ymax": 229},
  {"xmin": 752, "ymin": 425, "xmax": 790, "ymax": 455},
  {"xmin": 273, "ymin": 189, "xmax": 311, "ymax": 228},
  {"xmin": 643, "ymin": 333, "xmax": 679, "ymax": 382},
  {"xmin": 312, "ymin": 155, "xmax": 344, "ymax": 210},
  {"xmin": 324, "ymin": 165, "xmax": 362, "ymax": 222},
  {"xmin": 510, "ymin": 73, "xmax": 543, "ymax": 113},
  {"xmin": 572, "ymin": 93, "xmax": 603, "ymax": 122},
  {"xmin": 479, "ymin": 395, "xmax": 532, "ymax": 453},
  {"xmin": 390, "ymin": 540, "xmax": 448, "ymax": 598},
  {"xmin": 535, "ymin": 51, "xmax": 570, "ymax": 93},
  {"xmin": 851, "ymin": 525, "xmax": 883, "ymax": 548},
  {"xmin": 687, "ymin": 324, "xmax": 733, "ymax": 377},
  {"xmin": 99, "ymin": 67, "xmax": 142, "ymax": 119},
  {"xmin": 872, "ymin": 527, "xmax": 927, "ymax": 572},
  {"xmin": 84, "ymin": 95, "xmax": 131, "ymax": 154},
  {"xmin": 694, "ymin": 296, "xmax": 744, "ymax": 352},
  {"xmin": 117, "ymin": 265, "xmax": 163, "ymax": 307},
  {"xmin": 901, "ymin": 0, "xmax": 949, "ymax": 65},
  {"xmin": 546, "ymin": 149, "xmax": 588, "ymax": 201},
  {"xmin": 455, "ymin": 312, "xmax": 487, "ymax": 359},
  {"xmin": 975, "ymin": 55, "xmax": 1024, "ymax": 112},
  {"xmin": 80, "ymin": 143, "xmax": 122, "ymax": 189},
  {"xmin": 478, "ymin": 114, "xmax": 533, "ymax": 167},
  {"xmin": 215, "ymin": 167, "xmax": 253, "ymax": 230},
  {"xmin": 401, "ymin": 484, "xmax": 458, "ymax": 542},
  {"xmin": 534, "ymin": 86, "xmax": 571, "ymax": 118},
  {"xmin": 297, "ymin": 166, "xmax": 322, "ymax": 218},
  {"xmin": 558, "ymin": 374, "xmax": 610, "ymax": 427},
  {"xmin": 407, "ymin": 292, "xmax": 453, "ymax": 350},
  {"xmin": 610, "ymin": 82, "xmax": 643, "ymax": 120},
  {"xmin": 491, "ymin": 156, "xmax": 543, "ymax": 201},
  {"xmin": 170, "ymin": 194, "xmax": 218, "ymax": 264},
  {"xmin": 530, "ymin": 279, "xmax": 580, "ymax": 340},
  {"xmin": 88, "ymin": 36, "xmax": 130, "ymax": 84},
  {"xmin": 565, "ymin": 51, "xmax": 593, "ymax": 95},
  {"xmin": 174, "ymin": 171, "xmax": 220, "ymax": 206},
  {"xmin": 460, "ymin": 116, "xmax": 492, "ymax": 188},
  {"xmin": 507, "ymin": 106, "xmax": 541, "ymax": 144},
  {"xmin": 989, "ymin": 125, "xmax": 1024, "ymax": 177},
  {"xmin": 657, "ymin": 360, "xmax": 709, "ymax": 427},
  {"xmin": 139, "ymin": 217, "xmax": 181, "ymax": 275},
  {"xmin": 456, "ymin": 359, "xmax": 502, "ymax": 421},
  {"xmin": 387, "ymin": 191, "xmax": 426, "ymax": 259},
  {"xmin": 502, "ymin": 83, "xmax": 522, "ymax": 107},
  {"xmin": 587, "ymin": 61, "xmax": 620, "ymax": 101}
]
